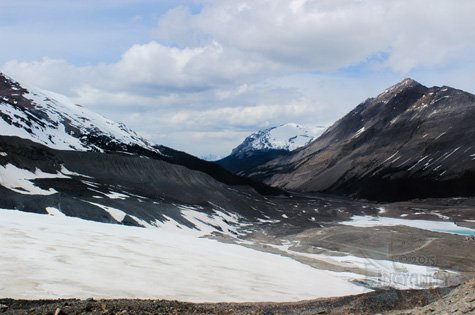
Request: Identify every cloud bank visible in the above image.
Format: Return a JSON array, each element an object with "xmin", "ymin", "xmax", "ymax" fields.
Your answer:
[{"xmin": 2, "ymin": 0, "xmax": 475, "ymax": 157}]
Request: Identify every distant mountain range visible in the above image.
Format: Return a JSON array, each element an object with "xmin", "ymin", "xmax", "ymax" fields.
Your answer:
[
  {"xmin": 247, "ymin": 78, "xmax": 475, "ymax": 201},
  {"xmin": 1, "ymin": 72, "xmax": 474, "ymax": 224},
  {"xmin": 217, "ymin": 123, "xmax": 326, "ymax": 174}
]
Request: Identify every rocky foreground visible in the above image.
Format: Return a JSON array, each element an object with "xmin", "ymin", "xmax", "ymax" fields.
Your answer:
[{"xmin": 1, "ymin": 279, "xmax": 474, "ymax": 314}]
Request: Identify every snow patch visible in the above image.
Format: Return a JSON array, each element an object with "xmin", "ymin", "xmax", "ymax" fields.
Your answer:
[
  {"xmin": 105, "ymin": 191, "xmax": 129, "ymax": 200},
  {"xmin": 0, "ymin": 164, "xmax": 69, "ymax": 195},
  {"xmin": 271, "ymin": 244, "xmax": 451, "ymax": 290},
  {"xmin": 341, "ymin": 216, "xmax": 475, "ymax": 236},
  {"xmin": 45, "ymin": 207, "xmax": 65, "ymax": 216},
  {"xmin": 353, "ymin": 127, "xmax": 365, "ymax": 138},
  {"xmin": 88, "ymin": 202, "xmax": 127, "ymax": 222}
]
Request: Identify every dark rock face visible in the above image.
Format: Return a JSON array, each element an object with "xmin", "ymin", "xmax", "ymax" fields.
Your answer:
[
  {"xmin": 0, "ymin": 72, "xmax": 281, "ymax": 197},
  {"xmin": 155, "ymin": 145, "xmax": 283, "ymax": 196},
  {"xmin": 248, "ymin": 79, "xmax": 475, "ymax": 201},
  {"xmin": 0, "ymin": 72, "xmax": 287, "ymax": 229},
  {"xmin": 217, "ymin": 149, "xmax": 290, "ymax": 175},
  {"xmin": 0, "ymin": 136, "xmax": 282, "ymax": 225}
]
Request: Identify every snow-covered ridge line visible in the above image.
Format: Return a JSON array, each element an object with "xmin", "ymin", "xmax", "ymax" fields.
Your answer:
[
  {"xmin": 235, "ymin": 123, "xmax": 327, "ymax": 154},
  {"xmin": 0, "ymin": 73, "xmax": 160, "ymax": 154}
]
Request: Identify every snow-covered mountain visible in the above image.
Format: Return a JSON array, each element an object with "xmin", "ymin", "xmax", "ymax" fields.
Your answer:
[
  {"xmin": 0, "ymin": 74, "xmax": 159, "ymax": 153},
  {"xmin": 237, "ymin": 123, "xmax": 325, "ymax": 153},
  {"xmin": 0, "ymin": 72, "xmax": 286, "ymax": 231},
  {"xmin": 217, "ymin": 123, "xmax": 326, "ymax": 174}
]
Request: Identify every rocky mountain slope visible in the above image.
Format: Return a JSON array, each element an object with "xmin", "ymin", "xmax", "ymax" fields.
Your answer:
[
  {"xmin": 0, "ymin": 73, "xmax": 279, "ymax": 196},
  {"xmin": 0, "ymin": 73, "xmax": 283, "ymax": 229},
  {"xmin": 0, "ymin": 74, "xmax": 159, "ymax": 153},
  {"xmin": 217, "ymin": 123, "xmax": 326, "ymax": 174},
  {"xmin": 248, "ymin": 79, "xmax": 475, "ymax": 201}
]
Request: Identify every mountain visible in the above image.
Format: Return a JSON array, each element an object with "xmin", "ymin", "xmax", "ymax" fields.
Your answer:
[
  {"xmin": 201, "ymin": 153, "xmax": 224, "ymax": 161},
  {"xmin": 217, "ymin": 123, "xmax": 326, "ymax": 174},
  {"xmin": 247, "ymin": 79, "xmax": 475, "ymax": 201},
  {"xmin": 0, "ymin": 73, "xmax": 280, "ymax": 194},
  {"xmin": 0, "ymin": 74, "xmax": 159, "ymax": 153},
  {"xmin": 0, "ymin": 73, "xmax": 283, "ymax": 230}
]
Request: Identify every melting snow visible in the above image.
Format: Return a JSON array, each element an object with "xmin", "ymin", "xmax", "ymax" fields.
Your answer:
[
  {"xmin": 341, "ymin": 216, "xmax": 475, "ymax": 236},
  {"xmin": 353, "ymin": 127, "xmax": 365, "ymax": 138},
  {"xmin": 0, "ymin": 164, "xmax": 69, "ymax": 195},
  {"xmin": 377, "ymin": 207, "xmax": 386, "ymax": 214},
  {"xmin": 104, "ymin": 191, "xmax": 129, "ymax": 200},
  {"xmin": 88, "ymin": 202, "xmax": 127, "ymax": 222},
  {"xmin": 45, "ymin": 207, "xmax": 65, "ymax": 216},
  {"xmin": 271, "ymin": 244, "xmax": 452, "ymax": 290},
  {"xmin": 0, "ymin": 210, "xmax": 369, "ymax": 302}
]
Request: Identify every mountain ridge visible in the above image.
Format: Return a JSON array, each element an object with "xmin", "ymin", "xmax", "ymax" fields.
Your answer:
[
  {"xmin": 0, "ymin": 72, "xmax": 282, "ymax": 196},
  {"xmin": 0, "ymin": 73, "xmax": 159, "ymax": 153},
  {"xmin": 247, "ymin": 78, "xmax": 475, "ymax": 201},
  {"xmin": 0, "ymin": 72, "xmax": 289, "ymax": 232}
]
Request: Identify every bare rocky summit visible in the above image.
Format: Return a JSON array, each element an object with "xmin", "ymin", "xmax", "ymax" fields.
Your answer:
[{"xmin": 249, "ymin": 79, "xmax": 475, "ymax": 201}]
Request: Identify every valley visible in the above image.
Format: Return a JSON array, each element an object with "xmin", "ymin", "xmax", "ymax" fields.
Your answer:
[
  {"xmin": 1, "ymin": 193, "xmax": 474, "ymax": 301},
  {"xmin": 2, "ymin": 1, "xmax": 475, "ymax": 313},
  {"xmin": 1, "ymin": 73, "xmax": 474, "ymax": 314}
]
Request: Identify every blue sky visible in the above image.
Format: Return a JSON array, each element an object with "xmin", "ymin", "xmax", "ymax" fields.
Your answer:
[{"xmin": 1, "ymin": 0, "xmax": 475, "ymax": 158}]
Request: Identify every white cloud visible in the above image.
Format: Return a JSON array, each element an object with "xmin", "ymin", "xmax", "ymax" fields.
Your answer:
[
  {"xmin": 156, "ymin": 0, "xmax": 475, "ymax": 73},
  {"xmin": 2, "ymin": 0, "xmax": 475, "ymax": 157},
  {"xmin": 158, "ymin": 100, "xmax": 323, "ymax": 129}
]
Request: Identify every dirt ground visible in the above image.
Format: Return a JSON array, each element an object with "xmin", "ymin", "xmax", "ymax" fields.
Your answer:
[{"xmin": 0, "ymin": 285, "xmax": 455, "ymax": 314}]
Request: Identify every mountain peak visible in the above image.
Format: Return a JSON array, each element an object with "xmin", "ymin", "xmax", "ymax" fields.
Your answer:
[
  {"xmin": 399, "ymin": 77, "xmax": 420, "ymax": 85},
  {"xmin": 389, "ymin": 77, "xmax": 424, "ymax": 90},
  {"xmin": 0, "ymin": 72, "xmax": 23, "ymax": 91},
  {"xmin": 238, "ymin": 123, "xmax": 325, "ymax": 154},
  {"xmin": 375, "ymin": 78, "xmax": 426, "ymax": 102},
  {"xmin": 217, "ymin": 123, "xmax": 327, "ymax": 174},
  {"xmin": 249, "ymin": 79, "xmax": 475, "ymax": 201},
  {"xmin": 0, "ymin": 73, "xmax": 160, "ymax": 154}
]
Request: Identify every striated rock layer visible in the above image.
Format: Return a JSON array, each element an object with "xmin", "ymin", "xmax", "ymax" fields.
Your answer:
[{"xmin": 249, "ymin": 79, "xmax": 475, "ymax": 201}]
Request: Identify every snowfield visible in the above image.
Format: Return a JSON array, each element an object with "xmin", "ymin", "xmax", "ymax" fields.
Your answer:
[
  {"xmin": 0, "ymin": 210, "xmax": 369, "ymax": 302},
  {"xmin": 268, "ymin": 243, "xmax": 453, "ymax": 290},
  {"xmin": 341, "ymin": 215, "xmax": 475, "ymax": 236},
  {"xmin": 0, "ymin": 163, "xmax": 72, "ymax": 195}
]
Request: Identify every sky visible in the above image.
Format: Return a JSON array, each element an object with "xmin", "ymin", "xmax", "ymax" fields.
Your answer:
[{"xmin": 1, "ymin": 0, "xmax": 475, "ymax": 158}]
